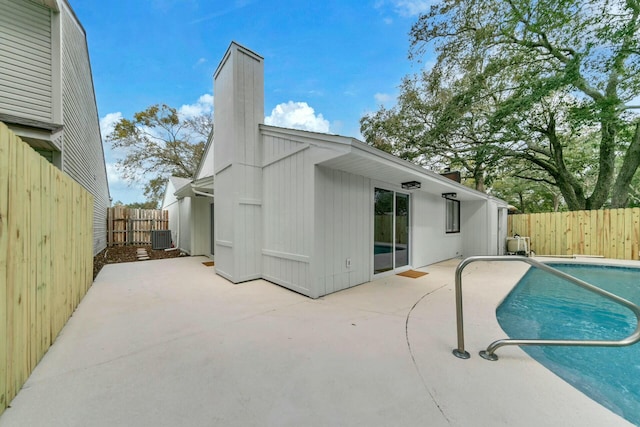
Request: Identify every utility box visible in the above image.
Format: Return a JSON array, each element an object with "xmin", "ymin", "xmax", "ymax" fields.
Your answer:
[
  {"xmin": 151, "ymin": 230, "xmax": 172, "ymax": 250},
  {"xmin": 506, "ymin": 236, "xmax": 530, "ymax": 256}
]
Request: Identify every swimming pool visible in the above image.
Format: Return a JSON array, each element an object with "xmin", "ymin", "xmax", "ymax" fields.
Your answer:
[{"xmin": 497, "ymin": 263, "xmax": 640, "ymax": 426}]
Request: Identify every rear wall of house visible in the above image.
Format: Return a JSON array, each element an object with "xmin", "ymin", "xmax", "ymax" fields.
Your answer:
[
  {"xmin": 162, "ymin": 183, "xmax": 179, "ymax": 247},
  {"xmin": 412, "ymin": 191, "xmax": 463, "ymax": 267},
  {"xmin": 461, "ymin": 200, "xmax": 505, "ymax": 256},
  {"xmin": 261, "ymin": 134, "xmax": 315, "ymax": 296},
  {"xmin": 178, "ymin": 197, "xmax": 191, "ymax": 254},
  {"xmin": 191, "ymin": 197, "xmax": 211, "ymax": 256},
  {"xmin": 313, "ymin": 167, "xmax": 371, "ymax": 296}
]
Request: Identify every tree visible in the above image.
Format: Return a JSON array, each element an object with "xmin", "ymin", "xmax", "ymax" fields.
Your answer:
[
  {"xmin": 364, "ymin": 0, "xmax": 640, "ymax": 209},
  {"xmin": 490, "ymin": 176, "xmax": 565, "ymax": 213},
  {"xmin": 112, "ymin": 200, "xmax": 159, "ymax": 209},
  {"xmin": 107, "ymin": 104, "xmax": 213, "ymax": 206},
  {"xmin": 361, "ymin": 68, "xmax": 508, "ymax": 192}
]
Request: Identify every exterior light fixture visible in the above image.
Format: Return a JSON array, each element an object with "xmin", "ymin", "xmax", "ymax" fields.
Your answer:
[
  {"xmin": 401, "ymin": 181, "xmax": 421, "ymax": 190},
  {"xmin": 442, "ymin": 192, "xmax": 457, "ymax": 199}
]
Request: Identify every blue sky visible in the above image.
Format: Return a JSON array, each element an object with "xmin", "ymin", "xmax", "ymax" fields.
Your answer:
[{"xmin": 70, "ymin": 0, "xmax": 435, "ymax": 204}]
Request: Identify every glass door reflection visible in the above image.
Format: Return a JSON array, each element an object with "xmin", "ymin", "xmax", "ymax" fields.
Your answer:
[
  {"xmin": 373, "ymin": 188, "xmax": 410, "ymax": 274},
  {"xmin": 374, "ymin": 188, "xmax": 394, "ymax": 274},
  {"xmin": 395, "ymin": 193, "xmax": 409, "ymax": 268}
]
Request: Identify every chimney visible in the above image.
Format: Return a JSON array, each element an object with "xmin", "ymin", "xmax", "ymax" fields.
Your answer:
[
  {"xmin": 440, "ymin": 170, "xmax": 461, "ymax": 183},
  {"xmin": 213, "ymin": 42, "xmax": 264, "ymax": 283}
]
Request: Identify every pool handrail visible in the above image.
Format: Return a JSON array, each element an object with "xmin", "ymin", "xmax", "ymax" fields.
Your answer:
[{"xmin": 453, "ymin": 255, "xmax": 640, "ymax": 361}]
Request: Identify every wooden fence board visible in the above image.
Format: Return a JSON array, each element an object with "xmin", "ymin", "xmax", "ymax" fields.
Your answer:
[
  {"xmin": 616, "ymin": 209, "xmax": 625, "ymax": 260},
  {"xmin": 0, "ymin": 123, "xmax": 93, "ymax": 416},
  {"xmin": 508, "ymin": 208, "xmax": 640, "ymax": 260},
  {"xmin": 0, "ymin": 125, "xmax": 9, "ymax": 411},
  {"xmin": 541, "ymin": 213, "xmax": 549, "ymax": 254},
  {"xmin": 583, "ymin": 211, "xmax": 590, "ymax": 254},
  {"xmin": 39, "ymin": 159, "xmax": 51, "ymax": 354},
  {"xmin": 106, "ymin": 207, "xmax": 169, "ymax": 247},
  {"xmin": 590, "ymin": 210, "xmax": 598, "ymax": 256},
  {"xmin": 29, "ymin": 152, "xmax": 39, "ymax": 371},
  {"xmin": 624, "ymin": 208, "xmax": 633, "ymax": 260},
  {"xmin": 633, "ymin": 208, "xmax": 640, "ymax": 260}
]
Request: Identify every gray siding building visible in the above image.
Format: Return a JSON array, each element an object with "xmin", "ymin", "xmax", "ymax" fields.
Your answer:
[
  {"xmin": 208, "ymin": 42, "xmax": 508, "ymax": 298},
  {"xmin": 0, "ymin": 0, "xmax": 111, "ymax": 254}
]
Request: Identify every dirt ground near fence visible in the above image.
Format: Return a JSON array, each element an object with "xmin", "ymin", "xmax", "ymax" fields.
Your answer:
[{"xmin": 93, "ymin": 246, "xmax": 184, "ymax": 279}]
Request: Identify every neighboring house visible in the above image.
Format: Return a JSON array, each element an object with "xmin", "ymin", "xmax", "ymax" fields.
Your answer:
[
  {"xmin": 169, "ymin": 42, "xmax": 508, "ymax": 298},
  {"xmin": 160, "ymin": 131, "xmax": 214, "ymax": 257},
  {"xmin": 0, "ymin": 0, "xmax": 110, "ymax": 255}
]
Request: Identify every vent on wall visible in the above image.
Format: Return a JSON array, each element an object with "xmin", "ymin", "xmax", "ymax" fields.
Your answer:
[{"xmin": 151, "ymin": 230, "xmax": 172, "ymax": 250}]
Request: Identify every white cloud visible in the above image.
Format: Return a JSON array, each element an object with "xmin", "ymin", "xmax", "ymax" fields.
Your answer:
[
  {"xmin": 99, "ymin": 111, "xmax": 123, "ymax": 141},
  {"xmin": 105, "ymin": 162, "xmax": 124, "ymax": 184},
  {"xmin": 179, "ymin": 93, "xmax": 214, "ymax": 118},
  {"xmin": 374, "ymin": 93, "xmax": 393, "ymax": 104},
  {"xmin": 265, "ymin": 101, "xmax": 330, "ymax": 133},
  {"xmin": 393, "ymin": 0, "xmax": 433, "ymax": 17}
]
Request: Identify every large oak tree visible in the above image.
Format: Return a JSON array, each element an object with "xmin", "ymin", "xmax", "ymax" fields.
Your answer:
[
  {"xmin": 107, "ymin": 104, "xmax": 212, "ymax": 207},
  {"xmin": 362, "ymin": 0, "xmax": 640, "ymax": 209}
]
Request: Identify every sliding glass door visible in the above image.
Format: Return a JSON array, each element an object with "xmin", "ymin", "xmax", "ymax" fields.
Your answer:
[
  {"xmin": 395, "ymin": 193, "xmax": 409, "ymax": 269},
  {"xmin": 374, "ymin": 188, "xmax": 410, "ymax": 274}
]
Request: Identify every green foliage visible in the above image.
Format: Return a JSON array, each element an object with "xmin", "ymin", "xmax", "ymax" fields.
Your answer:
[
  {"xmin": 490, "ymin": 177, "xmax": 565, "ymax": 213},
  {"xmin": 363, "ymin": 0, "xmax": 640, "ymax": 210},
  {"xmin": 107, "ymin": 104, "xmax": 213, "ymax": 207},
  {"xmin": 112, "ymin": 200, "xmax": 159, "ymax": 209}
]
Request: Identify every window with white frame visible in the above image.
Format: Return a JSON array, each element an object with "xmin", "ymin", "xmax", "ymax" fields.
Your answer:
[{"xmin": 445, "ymin": 198, "xmax": 460, "ymax": 233}]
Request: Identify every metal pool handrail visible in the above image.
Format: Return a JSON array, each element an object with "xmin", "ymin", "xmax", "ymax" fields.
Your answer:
[{"xmin": 453, "ymin": 255, "xmax": 640, "ymax": 361}]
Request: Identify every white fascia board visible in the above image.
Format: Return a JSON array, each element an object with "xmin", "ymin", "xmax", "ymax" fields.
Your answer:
[
  {"xmin": 173, "ymin": 176, "xmax": 213, "ymax": 199},
  {"xmin": 193, "ymin": 131, "xmax": 214, "ymax": 180},
  {"xmin": 350, "ymin": 140, "xmax": 498, "ymax": 202},
  {"xmin": 192, "ymin": 175, "xmax": 214, "ymax": 192},
  {"xmin": 260, "ymin": 124, "xmax": 353, "ymax": 148},
  {"xmin": 174, "ymin": 181, "xmax": 195, "ymax": 198}
]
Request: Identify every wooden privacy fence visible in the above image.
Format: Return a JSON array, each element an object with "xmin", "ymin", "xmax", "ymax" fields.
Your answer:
[
  {"xmin": 508, "ymin": 208, "xmax": 640, "ymax": 260},
  {"xmin": 107, "ymin": 207, "xmax": 169, "ymax": 246},
  {"xmin": 0, "ymin": 123, "xmax": 93, "ymax": 416}
]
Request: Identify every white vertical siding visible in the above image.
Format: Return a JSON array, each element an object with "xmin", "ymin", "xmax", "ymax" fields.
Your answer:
[
  {"xmin": 165, "ymin": 200, "xmax": 179, "ymax": 248},
  {"xmin": 178, "ymin": 197, "xmax": 192, "ymax": 254},
  {"xmin": 314, "ymin": 167, "xmax": 371, "ymax": 296},
  {"xmin": 214, "ymin": 167, "xmax": 234, "ymax": 279},
  {"xmin": 213, "ymin": 43, "xmax": 264, "ymax": 282},
  {"xmin": 497, "ymin": 203, "xmax": 508, "ymax": 255},
  {"xmin": 161, "ymin": 180, "xmax": 179, "ymax": 246},
  {"xmin": 195, "ymin": 141, "xmax": 214, "ymax": 180},
  {"xmin": 0, "ymin": 0, "xmax": 53, "ymax": 122},
  {"xmin": 461, "ymin": 200, "xmax": 489, "ymax": 257},
  {"xmin": 412, "ymin": 191, "xmax": 462, "ymax": 267},
  {"xmin": 59, "ymin": 4, "xmax": 110, "ymax": 255},
  {"xmin": 262, "ymin": 134, "xmax": 313, "ymax": 296},
  {"xmin": 191, "ymin": 197, "xmax": 211, "ymax": 256}
]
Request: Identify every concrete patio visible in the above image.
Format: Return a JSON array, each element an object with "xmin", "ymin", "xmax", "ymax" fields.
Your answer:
[{"xmin": 0, "ymin": 256, "xmax": 631, "ymax": 426}]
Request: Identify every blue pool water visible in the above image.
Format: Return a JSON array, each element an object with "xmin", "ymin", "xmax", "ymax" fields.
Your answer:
[
  {"xmin": 374, "ymin": 244, "xmax": 393, "ymax": 255},
  {"xmin": 496, "ymin": 263, "xmax": 640, "ymax": 425}
]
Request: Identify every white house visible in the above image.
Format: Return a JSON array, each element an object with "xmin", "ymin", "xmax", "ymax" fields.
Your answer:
[
  {"xmin": 0, "ymin": 0, "xmax": 111, "ymax": 254},
  {"xmin": 160, "ymin": 132, "xmax": 215, "ymax": 257},
  {"xmin": 204, "ymin": 42, "xmax": 509, "ymax": 298}
]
